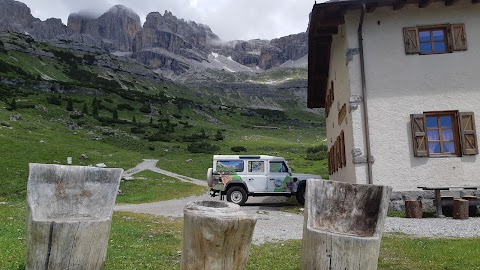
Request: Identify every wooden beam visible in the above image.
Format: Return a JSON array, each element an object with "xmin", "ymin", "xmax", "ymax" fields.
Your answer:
[
  {"xmin": 445, "ymin": 0, "xmax": 461, "ymax": 5},
  {"xmin": 318, "ymin": 16, "xmax": 345, "ymax": 26},
  {"xmin": 393, "ymin": 0, "xmax": 407, "ymax": 10},
  {"xmin": 366, "ymin": 3, "xmax": 378, "ymax": 12},
  {"xmin": 314, "ymin": 36, "xmax": 333, "ymax": 43},
  {"xmin": 315, "ymin": 26, "xmax": 338, "ymax": 36},
  {"xmin": 419, "ymin": 0, "xmax": 434, "ymax": 8}
]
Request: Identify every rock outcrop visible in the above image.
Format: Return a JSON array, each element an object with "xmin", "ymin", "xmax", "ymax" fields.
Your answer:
[
  {"xmin": 132, "ymin": 11, "xmax": 220, "ymax": 71},
  {"xmin": 67, "ymin": 5, "xmax": 142, "ymax": 51},
  {"xmin": 0, "ymin": 0, "xmax": 38, "ymax": 33},
  {"xmin": 211, "ymin": 32, "xmax": 307, "ymax": 69}
]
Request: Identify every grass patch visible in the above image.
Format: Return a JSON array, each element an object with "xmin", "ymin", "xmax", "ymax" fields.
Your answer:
[
  {"xmin": 2, "ymin": 202, "xmax": 480, "ymax": 270},
  {"xmin": 116, "ymin": 171, "xmax": 208, "ymax": 204}
]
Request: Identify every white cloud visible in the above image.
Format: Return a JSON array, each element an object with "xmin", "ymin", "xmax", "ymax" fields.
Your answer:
[{"xmin": 19, "ymin": 0, "xmax": 316, "ymax": 41}]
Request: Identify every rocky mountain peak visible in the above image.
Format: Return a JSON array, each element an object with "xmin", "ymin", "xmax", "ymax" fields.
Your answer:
[{"xmin": 0, "ymin": 0, "xmax": 38, "ymax": 33}]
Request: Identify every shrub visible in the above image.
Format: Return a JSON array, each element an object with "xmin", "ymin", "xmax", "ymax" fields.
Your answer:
[
  {"xmin": 46, "ymin": 95, "xmax": 62, "ymax": 105},
  {"xmin": 139, "ymin": 104, "xmax": 151, "ymax": 114},
  {"xmin": 130, "ymin": 127, "xmax": 145, "ymax": 134},
  {"xmin": 231, "ymin": 146, "xmax": 247, "ymax": 152},
  {"xmin": 187, "ymin": 142, "xmax": 220, "ymax": 154},
  {"xmin": 215, "ymin": 129, "xmax": 224, "ymax": 141},
  {"xmin": 66, "ymin": 99, "xmax": 74, "ymax": 111},
  {"xmin": 146, "ymin": 132, "xmax": 171, "ymax": 142},
  {"xmin": 117, "ymin": 103, "xmax": 135, "ymax": 111},
  {"xmin": 306, "ymin": 145, "xmax": 328, "ymax": 161}
]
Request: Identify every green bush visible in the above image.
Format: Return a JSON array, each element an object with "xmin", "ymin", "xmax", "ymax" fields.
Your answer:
[
  {"xmin": 231, "ymin": 146, "xmax": 247, "ymax": 152},
  {"xmin": 306, "ymin": 145, "xmax": 328, "ymax": 160},
  {"xmin": 215, "ymin": 129, "xmax": 224, "ymax": 141},
  {"xmin": 146, "ymin": 132, "xmax": 171, "ymax": 142},
  {"xmin": 187, "ymin": 142, "xmax": 220, "ymax": 154},
  {"xmin": 130, "ymin": 127, "xmax": 145, "ymax": 134},
  {"xmin": 139, "ymin": 104, "xmax": 151, "ymax": 114},
  {"xmin": 117, "ymin": 103, "xmax": 135, "ymax": 111}
]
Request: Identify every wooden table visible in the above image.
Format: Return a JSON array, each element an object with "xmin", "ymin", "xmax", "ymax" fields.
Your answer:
[{"xmin": 417, "ymin": 186, "xmax": 480, "ymax": 218}]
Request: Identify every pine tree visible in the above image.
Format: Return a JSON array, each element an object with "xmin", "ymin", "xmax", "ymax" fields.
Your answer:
[
  {"xmin": 215, "ymin": 129, "xmax": 224, "ymax": 141},
  {"xmin": 82, "ymin": 102, "xmax": 88, "ymax": 115},
  {"xmin": 112, "ymin": 109, "xmax": 118, "ymax": 120},
  {"xmin": 92, "ymin": 103, "xmax": 99, "ymax": 118},
  {"xmin": 132, "ymin": 115, "xmax": 137, "ymax": 123},
  {"xmin": 66, "ymin": 99, "xmax": 74, "ymax": 111}
]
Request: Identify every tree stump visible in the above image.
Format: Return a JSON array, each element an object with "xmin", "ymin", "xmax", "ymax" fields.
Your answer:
[
  {"xmin": 462, "ymin": 196, "xmax": 478, "ymax": 217},
  {"xmin": 405, "ymin": 200, "xmax": 423, "ymax": 218},
  {"xmin": 26, "ymin": 164, "xmax": 123, "ymax": 270},
  {"xmin": 453, "ymin": 199, "xmax": 469, "ymax": 220},
  {"xmin": 301, "ymin": 179, "xmax": 392, "ymax": 270},
  {"xmin": 181, "ymin": 201, "xmax": 257, "ymax": 270}
]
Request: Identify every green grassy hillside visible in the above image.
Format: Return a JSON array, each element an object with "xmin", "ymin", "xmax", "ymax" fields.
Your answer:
[{"xmin": 0, "ymin": 31, "xmax": 327, "ymax": 201}]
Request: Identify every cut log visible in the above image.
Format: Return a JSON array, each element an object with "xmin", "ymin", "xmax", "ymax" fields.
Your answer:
[
  {"xmin": 453, "ymin": 199, "xmax": 469, "ymax": 220},
  {"xmin": 181, "ymin": 201, "xmax": 257, "ymax": 270},
  {"xmin": 462, "ymin": 196, "xmax": 478, "ymax": 217},
  {"xmin": 26, "ymin": 164, "xmax": 123, "ymax": 270},
  {"xmin": 405, "ymin": 200, "xmax": 423, "ymax": 218},
  {"xmin": 301, "ymin": 179, "xmax": 392, "ymax": 270}
]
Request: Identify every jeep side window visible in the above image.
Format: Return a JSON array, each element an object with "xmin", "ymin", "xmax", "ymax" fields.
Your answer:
[
  {"xmin": 270, "ymin": 161, "xmax": 287, "ymax": 173},
  {"xmin": 216, "ymin": 160, "xmax": 244, "ymax": 172},
  {"xmin": 248, "ymin": 161, "xmax": 265, "ymax": 173}
]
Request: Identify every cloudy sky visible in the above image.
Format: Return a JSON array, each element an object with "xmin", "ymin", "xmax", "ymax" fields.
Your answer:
[{"xmin": 19, "ymin": 0, "xmax": 316, "ymax": 41}]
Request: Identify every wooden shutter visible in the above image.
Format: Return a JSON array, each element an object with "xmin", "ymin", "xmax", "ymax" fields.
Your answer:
[
  {"xmin": 450, "ymin": 24, "xmax": 468, "ymax": 51},
  {"xmin": 459, "ymin": 112, "xmax": 478, "ymax": 155},
  {"xmin": 411, "ymin": 114, "xmax": 429, "ymax": 157},
  {"xmin": 403, "ymin": 27, "xmax": 420, "ymax": 55}
]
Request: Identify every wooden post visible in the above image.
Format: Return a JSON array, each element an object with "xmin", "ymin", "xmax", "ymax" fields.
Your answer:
[
  {"xmin": 26, "ymin": 164, "xmax": 123, "ymax": 270},
  {"xmin": 405, "ymin": 200, "xmax": 423, "ymax": 218},
  {"xmin": 453, "ymin": 199, "xmax": 469, "ymax": 220},
  {"xmin": 301, "ymin": 179, "xmax": 392, "ymax": 270},
  {"xmin": 181, "ymin": 201, "xmax": 257, "ymax": 270}
]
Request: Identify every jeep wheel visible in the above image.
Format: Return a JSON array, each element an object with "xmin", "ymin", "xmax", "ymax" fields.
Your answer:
[
  {"xmin": 226, "ymin": 186, "xmax": 247, "ymax": 205},
  {"xmin": 296, "ymin": 184, "xmax": 306, "ymax": 205}
]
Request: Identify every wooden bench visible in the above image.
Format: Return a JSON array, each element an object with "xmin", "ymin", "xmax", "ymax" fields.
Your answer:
[{"xmin": 418, "ymin": 186, "xmax": 480, "ymax": 218}]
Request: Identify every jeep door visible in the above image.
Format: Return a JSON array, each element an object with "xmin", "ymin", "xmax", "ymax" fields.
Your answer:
[
  {"xmin": 246, "ymin": 160, "xmax": 268, "ymax": 192},
  {"xmin": 267, "ymin": 161, "xmax": 291, "ymax": 192}
]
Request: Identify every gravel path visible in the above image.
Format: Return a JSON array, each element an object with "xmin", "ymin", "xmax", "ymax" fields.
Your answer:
[
  {"xmin": 116, "ymin": 160, "xmax": 480, "ymax": 245},
  {"xmin": 115, "ymin": 193, "xmax": 480, "ymax": 245}
]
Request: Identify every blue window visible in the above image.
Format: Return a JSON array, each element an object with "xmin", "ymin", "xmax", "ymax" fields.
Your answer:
[
  {"xmin": 419, "ymin": 28, "xmax": 447, "ymax": 54},
  {"xmin": 426, "ymin": 113, "xmax": 458, "ymax": 155}
]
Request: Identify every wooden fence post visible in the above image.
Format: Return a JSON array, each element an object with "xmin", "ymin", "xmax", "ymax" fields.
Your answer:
[
  {"xmin": 301, "ymin": 179, "xmax": 392, "ymax": 270},
  {"xmin": 181, "ymin": 201, "xmax": 257, "ymax": 270},
  {"xmin": 26, "ymin": 164, "xmax": 123, "ymax": 270}
]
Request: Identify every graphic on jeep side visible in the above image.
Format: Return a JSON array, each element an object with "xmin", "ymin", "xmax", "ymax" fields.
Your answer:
[{"xmin": 274, "ymin": 176, "xmax": 298, "ymax": 192}]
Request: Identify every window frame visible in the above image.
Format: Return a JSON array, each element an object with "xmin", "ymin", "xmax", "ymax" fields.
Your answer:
[
  {"xmin": 424, "ymin": 111, "xmax": 460, "ymax": 157},
  {"xmin": 411, "ymin": 111, "xmax": 478, "ymax": 158},
  {"xmin": 403, "ymin": 23, "xmax": 467, "ymax": 55},
  {"xmin": 418, "ymin": 26, "xmax": 448, "ymax": 55}
]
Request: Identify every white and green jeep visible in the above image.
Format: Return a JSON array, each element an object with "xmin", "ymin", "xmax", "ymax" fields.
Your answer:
[{"xmin": 207, "ymin": 155, "xmax": 321, "ymax": 205}]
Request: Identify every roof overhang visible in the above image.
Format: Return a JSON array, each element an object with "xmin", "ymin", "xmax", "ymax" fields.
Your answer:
[{"xmin": 307, "ymin": 0, "xmax": 479, "ymax": 108}]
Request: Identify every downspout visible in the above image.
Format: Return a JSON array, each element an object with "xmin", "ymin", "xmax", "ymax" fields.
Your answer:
[{"xmin": 358, "ymin": 4, "xmax": 373, "ymax": 184}]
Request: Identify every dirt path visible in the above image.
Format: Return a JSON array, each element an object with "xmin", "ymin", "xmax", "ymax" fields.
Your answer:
[{"xmin": 123, "ymin": 159, "xmax": 207, "ymax": 187}]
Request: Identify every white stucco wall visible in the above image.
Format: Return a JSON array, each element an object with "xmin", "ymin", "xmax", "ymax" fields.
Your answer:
[
  {"xmin": 340, "ymin": 0, "xmax": 480, "ymax": 191},
  {"xmin": 325, "ymin": 24, "xmax": 357, "ymax": 183}
]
